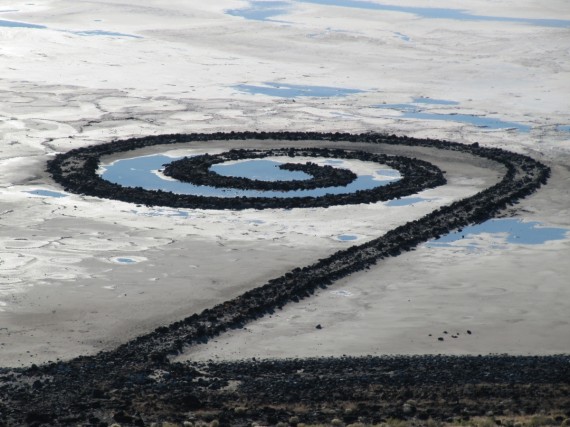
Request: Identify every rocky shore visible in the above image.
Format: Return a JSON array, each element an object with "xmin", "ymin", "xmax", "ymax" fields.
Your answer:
[{"xmin": 0, "ymin": 132, "xmax": 561, "ymax": 427}]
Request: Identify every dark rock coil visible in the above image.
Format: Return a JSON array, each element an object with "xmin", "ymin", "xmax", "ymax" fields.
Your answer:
[
  {"xmin": 46, "ymin": 140, "xmax": 446, "ymax": 210},
  {"xmin": 162, "ymin": 148, "xmax": 360, "ymax": 191}
]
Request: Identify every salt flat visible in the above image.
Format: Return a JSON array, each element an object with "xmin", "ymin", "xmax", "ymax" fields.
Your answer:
[{"xmin": 0, "ymin": 0, "xmax": 569, "ymax": 367}]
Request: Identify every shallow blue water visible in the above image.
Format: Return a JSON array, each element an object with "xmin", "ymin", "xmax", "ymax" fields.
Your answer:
[
  {"xmin": 338, "ymin": 234, "xmax": 358, "ymax": 241},
  {"xmin": 376, "ymin": 103, "xmax": 419, "ymax": 112},
  {"xmin": 427, "ymin": 219, "xmax": 568, "ymax": 247},
  {"xmin": 0, "ymin": 18, "xmax": 140, "ymax": 37},
  {"xmin": 405, "ymin": 112, "xmax": 530, "ymax": 132},
  {"xmin": 386, "ymin": 197, "xmax": 427, "ymax": 206},
  {"xmin": 227, "ymin": 0, "xmax": 570, "ymax": 28},
  {"xmin": 557, "ymin": 125, "xmax": 570, "ymax": 132},
  {"xmin": 70, "ymin": 29, "xmax": 142, "ymax": 38},
  {"xmin": 212, "ymin": 160, "xmax": 311, "ymax": 181},
  {"xmin": 227, "ymin": 0, "xmax": 291, "ymax": 21},
  {"xmin": 100, "ymin": 154, "xmax": 399, "ymax": 198},
  {"xmin": 234, "ymin": 82, "xmax": 363, "ymax": 98},
  {"xmin": 27, "ymin": 190, "xmax": 68, "ymax": 198},
  {"xmin": 374, "ymin": 100, "xmax": 530, "ymax": 132},
  {"xmin": 296, "ymin": 0, "xmax": 570, "ymax": 28},
  {"xmin": 0, "ymin": 19, "xmax": 45, "ymax": 29},
  {"xmin": 116, "ymin": 258, "xmax": 136, "ymax": 264},
  {"xmin": 413, "ymin": 97, "xmax": 459, "ymax": 106}
]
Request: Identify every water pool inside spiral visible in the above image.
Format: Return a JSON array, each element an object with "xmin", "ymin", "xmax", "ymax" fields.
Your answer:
[{"xmin": 99, "ymin": 154, "xmax": 400, "ymax": 198}]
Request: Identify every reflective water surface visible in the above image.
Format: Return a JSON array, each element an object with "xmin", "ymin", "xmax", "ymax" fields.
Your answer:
[
  {"xmin": 337, "ymin": 234, "xmax": 358, "ymax": 241},
  {"xmin": 212, "ymin": 160, "xmax": 311, "ymax": 181},
  {"xmin": 297, "ymin": 0, "xmax": 570, "ymax": 28},
  {"xmin": 227, "ymin": 0, "xmax": 570, "ymax": 28},
  {"xmin": 234, "ymin": 82, "xmax": 363, "ymax": 98},
  {"xmin": 427, "ymin": 219, "xmax": 568, "ymax": 248},
  {"xmin": 27, "ymin": 190, "xmax": 68, "ymax": 198},
  {"xmin": 386, "ymin": 197, "xmax": 428, "ymax": 206},
  {"xmin": 0, "ymin": 18, "xmax": 140, "ymax": 37},
  {"xmin": 227, "ymin": 1, "xmax": 291, "ymax": 21},
  {"xmin": 374, "ymin": 98, "xmax": 530, "ymax": 132},
  {"xmin": 0, "ymin": 19, "xmax": 45, "ymax": 29}
]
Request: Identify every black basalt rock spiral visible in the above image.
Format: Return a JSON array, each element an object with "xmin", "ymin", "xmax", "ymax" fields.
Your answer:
[
  {"xmin": 1, "ymin": 132, "xmax": 563, "ymax": 427},
  {"xmin": 162, "ymin": 148, "xmax": 360, "ymax": 191},
  {"xmin": 46, "ymin": 140, "xmax": 446, "ymax": 209}
]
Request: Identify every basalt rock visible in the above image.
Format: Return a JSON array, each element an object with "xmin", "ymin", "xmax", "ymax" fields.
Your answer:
[
  {"xmin": 163, "ymin": 148, "xmax": 360, "ymax": 191},
  {"xmin": 47, "ymin": 141, "xmax": 446, "ymax": 210}
]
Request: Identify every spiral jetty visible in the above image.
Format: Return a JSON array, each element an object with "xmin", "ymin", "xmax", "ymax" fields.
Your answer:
[{"xmin": 2, "ymin": 132, "xmax": 568, "ymax": 427}]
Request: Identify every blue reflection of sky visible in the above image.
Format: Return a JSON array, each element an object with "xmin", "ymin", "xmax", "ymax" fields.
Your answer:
[
  {"xmin": 212, "ymin": 160, "xmax": 310, "ymax": 181},
  {"xmin": 404, "ymin": 112, "xmax": 530, "ymax": 132},
  {"xmin": 386, "ymin": 197, "xmax": 428, "ymax": 207},
  {"xmin": 337, "ymin": 234, "xmax": 358, "ymax": 241},
  {"xmin": 27, "ymin": 189, "xmax": 68, "ymax": 198},
  {"xmin": 0, "ymin": 19, "xmax": 45, "ymax": 29},
  {"xmin": 70, "ymin": 29, "xmax": 142, "ymax": 38},
  {"xmin": 0, "ymin": 19, "xmax": 140, "ymax": 37},
  {"xmin": 374, "ymin": 98, "xmax": 530, "ymax": 132},
  {"xmin": 100, "ymin": 154, "xmax": 399, "ymax": 199},
  {"xmin": 296, "ymin": 0, "xmax": 570, "ymax": 28},
  {"xmin": 427, "ymin": 219, "xmax": 568, "ymax": 248},
  {"xmin": 413, "ymin": 97, "xmax": 459, "ymax": 106},
  {"xmin": 234, "ymin": 82, "xmax": 363, "ymax": 98},
  {"xmin": 227, "ymin": 0, "xmax": 570, "ymax": 28},
  {"xmin": 227, "ymin": 0, "xmax": 291, "ymax": 21}
]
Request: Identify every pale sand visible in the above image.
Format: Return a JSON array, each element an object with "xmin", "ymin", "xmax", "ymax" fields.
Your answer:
[{"xmin": 0, "ymin": 0, "xmax": 569, "ymax": 366}]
